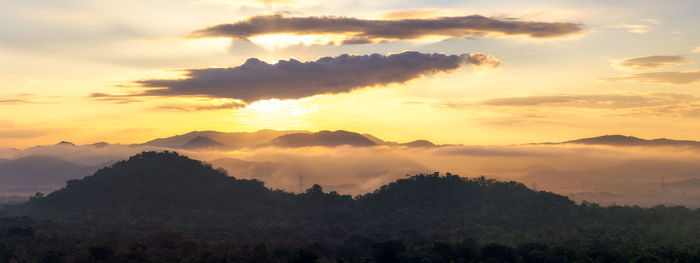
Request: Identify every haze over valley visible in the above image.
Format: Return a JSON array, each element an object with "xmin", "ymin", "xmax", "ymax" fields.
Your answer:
[{"xmin": 2, "ymin": 130, "xmax": 699, "ymax": 208}]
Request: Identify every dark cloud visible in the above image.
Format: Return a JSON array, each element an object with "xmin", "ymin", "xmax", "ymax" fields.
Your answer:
[
  {"xmin": 0, "ymin": 99, "xmax": 33, "ymax": 104},
  {"xmin": 615, "ymin": 55, "xmax": 688, "ymax": 70},
  {"xmin": 602, "ymin": 70, "xmax": 700, "ymax": 84},
  {"xmin": 0, "ymin": 96, "xmax": 52, "ymax": 105},
  {"xmin": 122, "ymin": 51, "xmax": 499, "ymax": 103},
  {"xmin": 189, "ymin": 14, "xmax": 584, "ymax": 43},
  {"xmin": 340, "ymin": 38, "xmax": 373, "ymax": 45},
  {"xmin": 193, "ymin": 102, "xmax": 247, "ymax": 111}
]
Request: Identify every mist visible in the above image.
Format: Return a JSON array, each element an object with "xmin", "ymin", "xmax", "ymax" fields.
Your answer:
[{"xmin": 3, "ymin": 141, "xmax": 700, "ymax": 207}]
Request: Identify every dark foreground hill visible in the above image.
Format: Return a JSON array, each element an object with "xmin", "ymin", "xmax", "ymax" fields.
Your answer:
[
  {"xmin": 1, "ymin": 151, "xmax": 700, "ymax": 262},
  {"xmin": 10, "ymin": 152, "xmax": 577, "ymax": 237}
]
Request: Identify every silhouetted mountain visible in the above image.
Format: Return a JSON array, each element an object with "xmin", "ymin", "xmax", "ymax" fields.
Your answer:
[
  {"xmin": 268, "ymin": 130, "xmax": 377, "ymax": 147},
  {"xmin": 5, "ymin": 151, "xmax": 700, "ymax": 261},
  {"xmin": 0, "ymin": 155, "xmax": 96, "ymax": 189},
  {"xmin": 144, "ymin": 130, "xmax": 305, "ymax": 149},
  {"xmin": 88, "ymin": 142, "xmax": 110, "ymax": 148},
  {"xmin": 361, "ymin": 133, "xmax": 392, "ymax": 145},
  {"xmin": 56, "ymin": 141, "xmax": 76, "ymax": 146},
  {"xmin": 179, "ymin": 136, "xmax": 227, "ymax": 150},
  {"xmin": 361, "ymin": 133, "xmax": 440, "ymax": 147},
  {"xmin": 15, "ymin": 152, "xmax": 576, "ymax": 235},
  {"xmin": 401, "ymin": 140, "xmax": 436, "ymax": 147},
  {"xmin": 558, "ymin": 135, "xmax": 700, "ymax": 147}
]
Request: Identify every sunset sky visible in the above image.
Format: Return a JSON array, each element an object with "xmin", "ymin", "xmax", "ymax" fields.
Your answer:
[{"xmin": 3, "ymin": 0, "xmax": 700, "ymax": 148}]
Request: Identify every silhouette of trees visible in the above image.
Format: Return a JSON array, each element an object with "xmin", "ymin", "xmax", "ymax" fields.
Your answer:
[{"xmin": 0, "ymin": 151, "xmax": 698, "ymax": 261}]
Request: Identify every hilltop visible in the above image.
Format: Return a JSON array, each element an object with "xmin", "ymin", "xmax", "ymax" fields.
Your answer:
[
  {"xmin": 268, "ymin": 130, "xmax": 377, "ymax": 147},
  {"xmin": 2, "ymin": 151, "xmax": 700, "ymax": 262},
  {"xmin": 6, "ymin": 152, "xmax": 698, "ymax": 243},
  {"xmin": 10, "ymin": 151, "xmax": 581, "ymax": 240}
]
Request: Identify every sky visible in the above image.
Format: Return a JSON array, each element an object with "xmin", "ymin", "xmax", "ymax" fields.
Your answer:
[{"xmin": 2, "ymin": 0, "xmax": 700, "ymax": 148}]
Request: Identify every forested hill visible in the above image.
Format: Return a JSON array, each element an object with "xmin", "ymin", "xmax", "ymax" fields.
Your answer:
[
  {"xmin": 11, "ymin": 151, "xmax": 582, "ymax": 239},
  {"xmin": 1, "ymin": 151, "xmax": 699, "ymax": 262}
]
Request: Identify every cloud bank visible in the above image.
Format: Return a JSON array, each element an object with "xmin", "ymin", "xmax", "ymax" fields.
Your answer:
[
  {"xmin": 190, "ymin": 14, "xmax": 584, "ymax": 44},
  {"xmin": 126, "ymin": 51, "xmax": 499, "ymax": 103}
]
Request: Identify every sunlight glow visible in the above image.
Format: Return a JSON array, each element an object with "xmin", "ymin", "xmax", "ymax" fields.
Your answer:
[{"xmin": 248, "ymin": 34, "xmax": 350, "ymax": 51}]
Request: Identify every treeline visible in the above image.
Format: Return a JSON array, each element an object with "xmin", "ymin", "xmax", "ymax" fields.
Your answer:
[{"xmin": 1, "ymin": 230, "xmax": 699, "ymax": 262}]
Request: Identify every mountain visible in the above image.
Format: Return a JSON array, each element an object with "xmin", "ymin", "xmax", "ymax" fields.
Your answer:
[
  {"xmin": 361, "ymin": 133, "xmax": 393, "ymax": 145},
  {"xmin": 6, "ymin": 151, "xmax": 700, "ymax": 262},
  {"xmin": 144, "ymin": 130, "xmax": 306, "ymax": 149},
  {"xmin": 19, "ymin": 152, "xmax": 280, "ymax": 217},
  {"xmin": 401, "ymin": 140, "xmax": 436, "ymax": 147},
  {"xmin": 88, "ymin": 142, "xmax": 110, "ymax": 148},
  {"xmin": 361, "ymin": 133, "xmax": 440, "ymax": 147},
  {"xmin": 268, "ymin": 130, "xmax": 377, "ymax": 147},
  {"xmin": 56, "ymin": 141, "xmax": 76, "ymax": 146},
  {"xmin": 0, "ymin": 155, "xmax": 96, "ymax": 189},
  {"xmin": 179, "ymin": 136, "xmax": 227, "ymax": 150},
  {"xmin": 15, "ymin": 151, "xmax": 575, "ymax": 234},
  {"xmin": 557, "ymin": 135, "xmax": 700, "ymax": 147}
]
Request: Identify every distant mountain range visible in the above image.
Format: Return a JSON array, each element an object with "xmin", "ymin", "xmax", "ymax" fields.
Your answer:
[
  {"xmin": 15, "ymin": 133, "xmax": 700, "ymax": 151},
  {"xmin": 142, "ymin": 129, "xmax": 304, "ymax": 149},
  {"xmin": 142, "ymin": 129, "xmax": 442, "ymax": 149},
  {"xmin": 0, "ymin": 155, "xmax": 98, "ymax": 189},
  {"xmin": 545, "ymin": 134, "xmax": 700, "ymax": 147}
]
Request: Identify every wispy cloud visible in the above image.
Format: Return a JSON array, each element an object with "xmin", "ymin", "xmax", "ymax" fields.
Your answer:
[
  {"xmin": 480, "ymin": 94, "xmax": 698, "ymax": 108},
  {"xmin": 411, "ymin": 93, "xmax": 700, "ymax": 119},
  {"xmin": 0, "ymin": 99, "xmax": 34, "ymax": 105},
  {"xmin": 607, "ymin": 19, "xmax": 659, "ymax": 34},
  {"xmin": 0, "ymin": 95, "xmax": 52, "ymax": 105},
  {"xmin": 613, "ymin": 55, "xmax": 688, "ymax": 70},
  {"xmin": 89, "ymin": 93, "xmax": 142, "ymax": 104},
  {"xmin": 601, "ymin": 70, "xmax": 700, "ymax": 85}
]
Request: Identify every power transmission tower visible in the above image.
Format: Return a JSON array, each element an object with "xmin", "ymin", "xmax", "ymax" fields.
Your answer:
[{"xmin": 299, "ymin": 173, "xmax": 306, "ymax": 193}]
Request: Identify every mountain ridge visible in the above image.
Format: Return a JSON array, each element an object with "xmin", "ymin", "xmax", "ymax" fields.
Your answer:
[{"xmin": 531, "ymin": 134, "xmax": 700, "ymax": 147}]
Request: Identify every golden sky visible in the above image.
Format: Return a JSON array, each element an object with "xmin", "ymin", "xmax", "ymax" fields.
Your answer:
[{"xmin": 2, "ymin": 0, "xmax": 700, "ymax": 148}]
